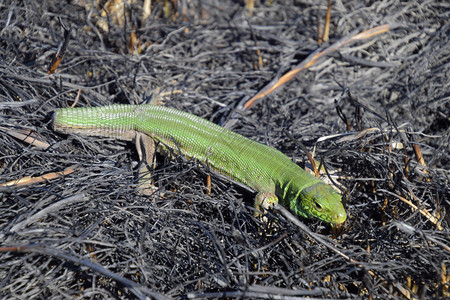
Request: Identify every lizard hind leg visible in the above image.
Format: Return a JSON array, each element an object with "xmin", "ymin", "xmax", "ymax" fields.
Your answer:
[{"xmin": 135, "ymin": 132, "xmax": 158, "ymax": 195}]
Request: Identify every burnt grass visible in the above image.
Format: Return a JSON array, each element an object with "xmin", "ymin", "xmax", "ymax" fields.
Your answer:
[{"xmin": 0, "ymin": 1, "xmax": 448, "ymax": 299}]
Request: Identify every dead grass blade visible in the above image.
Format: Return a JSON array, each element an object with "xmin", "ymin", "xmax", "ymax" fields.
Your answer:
[{"xmin": 243, "ymin": 23, "xmax": 398, "ymax": 109}]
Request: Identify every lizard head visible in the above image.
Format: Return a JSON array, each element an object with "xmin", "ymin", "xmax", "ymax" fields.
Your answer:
[{"xmin": 293, "ymin": 182, "xmax": 347, "ymax": 224}]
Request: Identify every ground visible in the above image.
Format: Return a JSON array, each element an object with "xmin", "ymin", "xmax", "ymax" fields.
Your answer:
[{"xmin": 0, "ymin": 0, "xmax": 448, "ymax": 299}]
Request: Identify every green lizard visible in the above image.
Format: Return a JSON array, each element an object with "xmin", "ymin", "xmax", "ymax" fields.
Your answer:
[{"xmin": 53, "ymin": 104, "xmax": 347, "ymax": 224}]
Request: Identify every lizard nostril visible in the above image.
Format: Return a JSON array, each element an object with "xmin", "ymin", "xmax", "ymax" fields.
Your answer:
[{"xmin": 335, "ymin": 211, "xmax": 347, "ymax": 223}]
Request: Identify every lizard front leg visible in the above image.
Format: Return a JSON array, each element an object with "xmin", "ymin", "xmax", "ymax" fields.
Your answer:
[{"xmin": 254, "ymin": 192, "xmax": 279, "ymax": 218}]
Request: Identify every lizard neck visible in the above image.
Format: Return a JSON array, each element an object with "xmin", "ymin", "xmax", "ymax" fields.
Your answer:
[{"xmin": 275, "ymin": 165, "xmax": 322, "ymax": 218}]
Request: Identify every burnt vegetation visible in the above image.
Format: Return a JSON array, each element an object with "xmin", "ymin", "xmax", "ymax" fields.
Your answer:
[{"xmin": 0, "ymin": 0, "xmax": 448, "ymax": 299}]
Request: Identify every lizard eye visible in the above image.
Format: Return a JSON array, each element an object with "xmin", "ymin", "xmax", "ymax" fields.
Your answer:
[{"xmin": 314, "ymin": 202, "xmax": 323, "ymax": 211}]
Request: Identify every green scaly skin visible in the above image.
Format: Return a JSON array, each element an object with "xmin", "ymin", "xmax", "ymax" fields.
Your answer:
[{"xmin": 53, "ymin": 104, "xmax": 347, "ymax": 224}]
